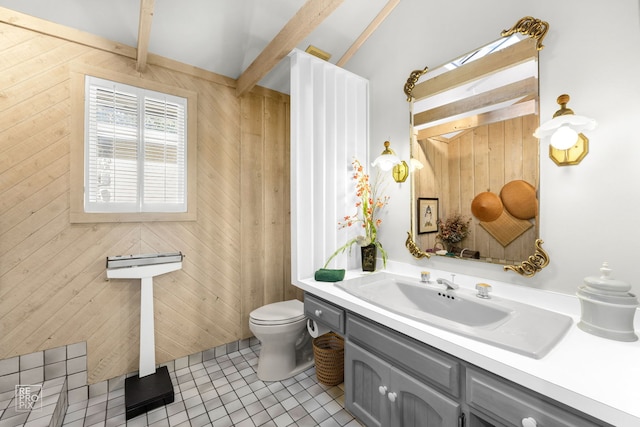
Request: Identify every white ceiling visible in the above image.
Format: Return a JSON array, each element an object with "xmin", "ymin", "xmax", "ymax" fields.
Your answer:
[{"xmin": 0, "ymin": 0, "xmax": 390, "ymax": 94}]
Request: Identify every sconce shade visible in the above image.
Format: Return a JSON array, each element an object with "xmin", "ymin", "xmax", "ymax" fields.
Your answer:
[
  {"xmin": 372, "ymin": 140, "xmax": 401, "ymax": 171},
  {"xmin": 533, "ymin": 113, "xmax": 597, "ymax": 149},
  {"xmin": 410, "ymin": 157, "xmax": 424, "ymax": 171},
  {"xmin": 549, "ymin": 125, "xmax": 579, "ymax": 150},
  {"xmin": 533, "ymin": 94, "xmax": 597, "ymax": 166}
]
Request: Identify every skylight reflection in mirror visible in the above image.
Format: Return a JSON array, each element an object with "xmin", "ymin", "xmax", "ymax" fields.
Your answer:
[{"xmin": 412, "ymin": 33, "xmax": 537, "ymax": 137}]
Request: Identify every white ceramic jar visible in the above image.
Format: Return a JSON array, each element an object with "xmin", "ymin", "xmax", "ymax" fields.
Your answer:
[{"xmin": 577, "ymin": 262, "xmax": 638, "ymax": 342}]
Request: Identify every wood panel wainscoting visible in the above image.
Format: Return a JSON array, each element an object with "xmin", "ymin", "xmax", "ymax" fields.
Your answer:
[{"xmin": 0, "ymin": 17, "xmax": 297, "ymax": 384}]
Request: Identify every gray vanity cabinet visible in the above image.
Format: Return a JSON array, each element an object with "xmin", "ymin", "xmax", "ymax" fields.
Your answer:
[
  {"xmin": 345, "ymin": 314, "xmax": 461, "ymax": 427},
  {"xmin": 303, "ymin": 292, "xmax": 611, "ymax": 427},
  {"xmin": 465, "ymin": 368, "xmax": 606, "ymax": 427},
  {"xmin": 346, "ymin": 341, "xmax": 461, "ymax": 427}
]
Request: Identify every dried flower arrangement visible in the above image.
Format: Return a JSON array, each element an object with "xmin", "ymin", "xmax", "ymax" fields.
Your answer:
[{"xmin": 437, "ymin": 213, "xmax": 471, "ymax": 249}]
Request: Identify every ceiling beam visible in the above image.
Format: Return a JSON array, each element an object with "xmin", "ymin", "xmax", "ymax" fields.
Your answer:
[
  {"xmin": 414, "ymin": 77, "xmax": 538, "ymax": 127},
  {"xmin": 416, "ymin": 98, "xmax": 537, "ymax": 140},
  {"xmin": 136, "ymin": 0, "xmax": 155, "ymax": 72},
  {"xmin": 0, "ymin": 7, "xmax": 238, "ymax": 88},
  {"xmin": 336, "ymin": 0, "xmax": 399, "ymax": 67},
  {"xmin": 412, "ymin": 37, "xmax": 538, "ymax": 101},
  {"xmin": 236, "ymin": 0, "xmax": 344, "ymax": 97},
  {"xmin": 0, "ymin": 6, "xmax": 137, "ymax": 58}
]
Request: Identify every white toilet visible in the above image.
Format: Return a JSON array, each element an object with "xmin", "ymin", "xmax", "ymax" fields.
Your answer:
[{"xmin": 249, "ymin": 299, "xmax": 314, "ymax": 381}]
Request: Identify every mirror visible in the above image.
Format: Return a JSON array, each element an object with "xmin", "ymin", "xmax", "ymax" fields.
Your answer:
[{"xmin": 404, "ymin": 17, "xmax": 550, "ymax": 277}]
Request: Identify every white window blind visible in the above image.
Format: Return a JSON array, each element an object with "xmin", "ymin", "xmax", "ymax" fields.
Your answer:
[{"xmin": 84, "ymin": 76, "xmax": 187, "ymax": 213}]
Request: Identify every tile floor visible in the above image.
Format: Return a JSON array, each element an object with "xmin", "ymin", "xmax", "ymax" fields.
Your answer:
[{"xmin": 61, "ymin": 342, "xmax": 363, "ymax": 427}]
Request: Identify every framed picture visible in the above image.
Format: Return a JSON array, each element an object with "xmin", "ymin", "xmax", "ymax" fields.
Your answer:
[{"xmin": 417, "ymin": 198, "xmax": 438, "ymax": 234}]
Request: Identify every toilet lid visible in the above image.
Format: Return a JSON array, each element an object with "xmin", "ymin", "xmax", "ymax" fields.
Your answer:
[{"xmin": 250, "ymin": 299, "xmax": 305, "ymax": 325}]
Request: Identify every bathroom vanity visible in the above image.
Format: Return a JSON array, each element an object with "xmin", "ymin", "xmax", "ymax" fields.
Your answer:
[{"xmin": 297, "ymin": 269, "xmax": 640, "ymax": 427}]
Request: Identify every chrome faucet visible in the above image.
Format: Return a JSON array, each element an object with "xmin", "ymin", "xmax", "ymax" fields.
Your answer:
[{"xmin": 436, "ymin": 278, "xmax": 459, "ymax": 291}]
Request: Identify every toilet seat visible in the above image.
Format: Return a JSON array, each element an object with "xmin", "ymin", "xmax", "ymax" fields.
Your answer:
[{"xmin": 249, "ymin": 300, "xmax": 305, "ymax": 326}]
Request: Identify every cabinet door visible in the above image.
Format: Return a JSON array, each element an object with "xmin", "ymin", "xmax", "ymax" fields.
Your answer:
[
  {"xmin": 345, "ymin": 341, "xmax": 390, "ymax": 427},
  {"xmin": 390, "ymin": 366, "xmax": 461, "ymax": 427},
  {"xmin": 466, "ymin": 368, "xmax": 606, "ymax": 427}
]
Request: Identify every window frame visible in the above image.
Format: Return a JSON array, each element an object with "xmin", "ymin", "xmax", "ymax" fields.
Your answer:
[{"xmin": 70, "ymin": 64, "xmax": 198, "ymax": 223}]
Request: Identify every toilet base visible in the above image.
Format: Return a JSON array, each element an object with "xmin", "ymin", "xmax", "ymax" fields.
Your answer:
[
  {"xmin": 256, "ymin": 353, "xmax": 315, "ymax": 382},
  {"xmin": 287, "ymin": 358, "xmax": 315, "ymax": 380},
  {"xmin": 256, "ymin": 333, "xmax": 315, "ymax": 382}
]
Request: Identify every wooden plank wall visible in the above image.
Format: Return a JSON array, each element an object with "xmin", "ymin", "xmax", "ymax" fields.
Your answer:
[
  {"xmin": 0, "ymin": 22, "xmax": 296, "ymax": 384},
  {"xmin": 240, "ymin": 91, "xmax": 297, "ymax": 339},
  {"xmin": 415, "ymin": 114, "xmax": 538, "ymax": 263}
]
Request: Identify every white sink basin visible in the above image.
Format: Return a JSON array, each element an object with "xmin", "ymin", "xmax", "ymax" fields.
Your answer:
[{"xmin": 336, "ymin": 274, "xmax": 572, "ymax": 359}]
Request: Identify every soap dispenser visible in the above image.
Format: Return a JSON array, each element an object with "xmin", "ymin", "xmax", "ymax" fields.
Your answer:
[{"xmin": 577, "ymin": 262, "xmax": 638, "ymax": 342}]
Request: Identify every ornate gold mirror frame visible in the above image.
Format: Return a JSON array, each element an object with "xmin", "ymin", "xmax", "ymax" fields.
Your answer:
[{"xmin": 404, "ymin": 16, "xmax": 550, "ymax": 277}]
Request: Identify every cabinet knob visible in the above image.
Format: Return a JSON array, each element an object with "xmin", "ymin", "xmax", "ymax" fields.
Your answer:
[
  {"xmin": 387, "ymin": 392, "xmax": 397, "ymax": 403},
  {"xmin": 378, "ymin": 385, "xmax": 387, "ymax": 396},
  {"xmin": 315, "ymin": 309, "xmax": 322, "ymax": 317},
  {"xmin": 521, "ymin": 417, "xmax": 537, "ymax": 427}
]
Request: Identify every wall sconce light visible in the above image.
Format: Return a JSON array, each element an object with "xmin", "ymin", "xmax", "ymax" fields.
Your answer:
[
  {"xmin": 392, "ymin": 161, "xmax": 409, "ymax": 183},
  {"xmin": 533, "ymin": 94, "xmax": 597, "ymax": 166},
  {"xmin": 372, "ymin": 140, "xmax": 409, "ymax": 182},
  {"xmin": 372, "ymin": 140, "xmax": 400, "ymax": 170}
]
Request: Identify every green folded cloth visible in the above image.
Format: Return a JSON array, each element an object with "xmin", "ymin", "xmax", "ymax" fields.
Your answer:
[{"xmin": 314, "ymin": 268, "xmax": 345, "ymax": 282}]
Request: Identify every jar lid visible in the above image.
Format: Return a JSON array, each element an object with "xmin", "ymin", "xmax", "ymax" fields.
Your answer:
[
  {"xmin": 577, "ymin": 286, "xmax": 638, "ymax": 306},
  {"xmin": 583, "ymin": 262, "xmax": 631, "ymax": 296}
]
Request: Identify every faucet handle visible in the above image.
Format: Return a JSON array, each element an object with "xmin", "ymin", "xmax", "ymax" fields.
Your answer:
[{"xmin": 476, "ymin": 283, "xmax": 492, "ymax": 299}]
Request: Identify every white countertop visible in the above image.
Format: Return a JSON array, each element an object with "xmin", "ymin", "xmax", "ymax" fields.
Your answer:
[{"xmin": 295, "ymin": 264, "xmax": 640, "ymax": 426}]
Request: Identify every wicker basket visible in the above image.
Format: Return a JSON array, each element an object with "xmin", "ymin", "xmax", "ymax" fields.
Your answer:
[{"xmin": 312, "ymin": 332, "xmax": 345, "ymax": 386}]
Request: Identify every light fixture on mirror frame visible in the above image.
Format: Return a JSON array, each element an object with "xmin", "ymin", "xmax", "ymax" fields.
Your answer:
[
  {"xmin": 409, "ymin": 157, "xmax": 424, "ymax": 172},
  {"xmin": 533, "ymin": 94, "xmax": 597, "ymax": 166},
  {"xmin": 408, "ymin": 127, "xmax": 424, "ymax": 173}
]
